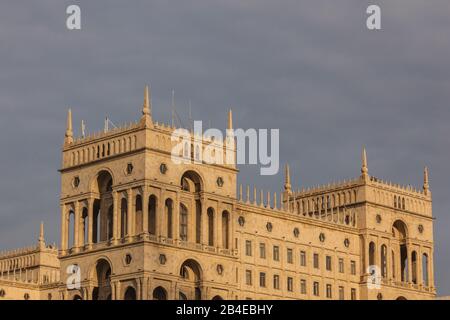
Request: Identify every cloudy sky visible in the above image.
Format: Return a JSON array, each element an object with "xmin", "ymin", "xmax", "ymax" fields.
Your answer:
[{"xmin": 0, "ymin": 0, "xmax": 449, "ymax": 294}]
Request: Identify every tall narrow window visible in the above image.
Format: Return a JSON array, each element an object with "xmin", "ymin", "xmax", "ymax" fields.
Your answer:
[
  {"xmin": 287, "ymin": 248, "xmax": 293, "ymax": 264},
  {"xmin": 149, "ymin": 195, "xmax": 157, "ymax": 235},
  {"xmin": 273, "ymin": 246, "xmax": 280, "ymax": 261},
  {"xmin": 339, "ymin": 258, "xmax": 344, "ymax": 273},
  {"xmin": 369, "ymin": 242, "xmax": 375, "ymax": 266},
  {"xmin": 273, "ymin": 275, "xmax": 280, "ymax": 289},
  {"xmin": 422, "ymin": 253, "xmax": 429, "ymax": 286},
  {"xmin": 313, "ymin": 253, "xmax": 319, "ymax": 269},
  {"xmin": 165, "ymin": 199, "xmax": 173, "ymax": 238},
  {"xmin": 180, "ymin": 204, "xmax": 188, "ymax": 241},
  {"xmin": 338, "ymin": 286, "xmax": 344, "ymax": 300},
  {"xmin": 351, "ymin": 260, "xmax": 356, "ymax": 275},
  {"xmin": 207, "ymin": 208, "xmax": 214, "ymax": 246},
  {"xmin": 259, "ymin": 243, "xmax": 266, "ymax": 259},
  {"xmin": 326, "ymin": 256, "xmax": 332, "ymax": 271},
  {"xmin": 245, "ymin": 240, "xmax": 252, "ymax": 256},
  {"xmin": 381, "ymin": 245, "xmax": 387, "ymax": 278},
  {"xmin": 313, "ymin": 282, "xmax": 319, "ymax": 296},
  {"xmin": 259, "ymin": 272, "xmax": 266, "ymax": 287},
  {"xmin": 245, "ymin": 270, "xmax": 252, "ymax": 285},
  {"xmin": 120, "ymin": 198, "xmax": 128, "ymax": 238},
  {"xmin": 195, "ymin": 200, "xmax": 201, "ymax": 244},
  {"xmin": 287, "ymin": 277, "xmax": 293, "ymax": 292},
  {"xmin": 351, "ymin": 288, "xmax": 357, "ymax": 300},
  {"xmin": 222, "ymin": 211, "xmax": 230, "ymax": 249},
  {"xmin": 300, "ymin": 279, "xmax": 307, "ymax": 294},
  {"xmin": 326, "ymin": 284, "xmax": 332, "ymax": 299},
  {"xmin": 300, "ymin": 251, "xmax": 307, "ymax": 267}
]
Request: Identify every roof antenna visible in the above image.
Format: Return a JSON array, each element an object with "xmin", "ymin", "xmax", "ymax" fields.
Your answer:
[{"xmin": 104, "ymin": 117, "xmax": 117, "ymax": 133}]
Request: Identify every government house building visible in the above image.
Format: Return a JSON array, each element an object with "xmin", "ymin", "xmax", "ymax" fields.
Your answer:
[{"xmin": 0, "ymin": 87, "xmax": 436, "ymax": 300}]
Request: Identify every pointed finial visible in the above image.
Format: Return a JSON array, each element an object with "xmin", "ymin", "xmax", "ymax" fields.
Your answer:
[
  {"xmin": 284, "ymin": 164, "xmax": 292, "ymax": 192},
  {"xmin": 141, "ymin": 85, "xmax": 153, "ymax": 127},
  {"xmin": 228, "ymin": 109, "xmax": 233, "ymax": 130},
  {"xmin": 423, "ymin": 166, "xmax": 430, "ymax": 195},
  {"xmin": 361, "ymin": 146, "xmax": 368, "ymax": 178},
  {"xmin": 65, "ymin": 109, "xmax": 73, "ymax": 144},
  {"xmin": 38, "ymin": 222, "xmax": 45, "ymax": 248}
]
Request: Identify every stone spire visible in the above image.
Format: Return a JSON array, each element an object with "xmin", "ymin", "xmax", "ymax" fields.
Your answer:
[
  {"xmin": 64, "ymin": 109, "xmax": 73, "ymax": 144},
  {"xmin": 423, "ymin": 166, "xmax": 430, "ymax": 195},
  {"xmin": 38, "ymin": 221, "xmax": 45, "ymax": 249},
  {"xmin": 227, "ymin": 109, "xmax": 233, "ymax": 130},
  {"xmin": 284, "ymin": 164, "xmax": 292, "ymax": 193},
  {"xmin": 140, "ymin": 85, "xmax": 152, "ymax": 127},
  {"xmin": 361, "ymin": 146, "xmax": 368, "ymax": 180}
]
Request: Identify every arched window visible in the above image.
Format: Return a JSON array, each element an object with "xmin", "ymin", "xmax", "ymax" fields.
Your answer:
[
  {"xmin": 422, "ymin": 253, "xmax": 429, "ymax": 286},
  {"xmin": 412, "ymin": 251, "xmax": 417, "ymax": 284},
  {"xmin": 180, "ymin": 204, "xmax": 188, "ymax": 241},
  {"xmin": 222, "ymin": 211, "xmax": 230, "ymax": 249},
  {"xmin": 82, "ymin": 207, "xmax": 89, "ymax": 246},
  {"xmin": 195, "ymin": 200, "xmax": 202, "ymax": 244},
  {"xmin": 153, "ymin": 287, "xmax": 167, "ymax": 300},
  {"xmin": 120, "ymin": 198, "xmax": 128, "ymax": 238},
  {"xmin": 124, "ymin": 287, "xmax": 136, "ymax": 300},
  {"xmin": 207, "ymin": 208, "xmax": 214, "ymax": 246},
  {"xmin": 369, "ymin": 242, "xmax": 375, "ymax": 266},
  {"xmin": 135, "ymin": 195, "xmax": 143, "ymax": 234},
  {"xmin": 381, "ymin": 245, "xmax": 387, "ymax": 278},
  {"xmin": 394, "ymin": 196, "xmax": 397, "ymax": 208},
  {"xmin": 165, "ymin": 199, "xmax": 173, "ymax": 239},
  {"xmin": 148, "ymin": 195, "xmax": 157, "ymax": 235},
  {"xmin": 68, "ymin": 209, "xmax": 75, "ymax": 248}
]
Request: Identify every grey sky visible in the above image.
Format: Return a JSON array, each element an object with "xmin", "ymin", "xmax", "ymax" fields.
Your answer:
[{"xmin": 0, "ymin": 0, "xmax": 449, "ymax": 294}]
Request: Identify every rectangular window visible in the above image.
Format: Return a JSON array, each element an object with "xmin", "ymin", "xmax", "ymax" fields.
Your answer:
[
  {"xmin": 326, "ymin": 284, "xmax": 332, "ymax": 299},
  {"xmin": 313, "ymin": 253, "xmax": 319, "ymax": 269},
  {"xmin": 351, "ymin": 288, "xmax": 357, "ymax": 300},
  {"xmin": 300, "ymin": 279, "xmax": 307, "ymax": 294},
  {"xmin": 259, "ymin": 243, "xmax": 266, "ymax": 259},
  {"xmin": 287, "ymin": 277, "xmax": 293, "ymax": 292},
  {"xmin": 287, "ymin": 248, "xmax": 293, "ymax": 264},
  {"xmin": 259, "ymin": 272, "xmax": 266, "ymax": 288},
  {"xmin": 273, "ymin": 246, "xmax": 280, "ymax": 261},
  {"xmin": 339, "ymin": 258, "xmax": 344, "ymax": 273},
  {"xmin": 245, "ymin": 270, "xmax": 252, "ymax": 286},
  {"xmin": 313, "ymin": 281, "xmax": 320, "ymax": 296},
  {"xmin": 300, "ymin": 251, "xmax": 307, "ymax": 267},
  {"xmin": 339, "ymin": 286, "xmax": 345, "ymax": 300},
  {"xmin": 326, "ymin": 256, "xmax": 332, "ymax": 271},
  {"xmin": 245, "ymin": 240, "xmax": 252, "ymax": 256},
  {"xmin": 273, "ymin": 275, "xmax": 280, "ymax": 289},
  {"xmin": 351, "ymin": 260, "xmax": 356, "ymax": 275}
]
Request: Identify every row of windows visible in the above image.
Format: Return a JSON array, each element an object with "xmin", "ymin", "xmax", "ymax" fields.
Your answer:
[
  {"xmin": 245, "ymin": 241, "xmax": 357, "ymax": 275},
  {"xmin": 244, "ymin": 270, "xmax": 357, "ymax": 299}
]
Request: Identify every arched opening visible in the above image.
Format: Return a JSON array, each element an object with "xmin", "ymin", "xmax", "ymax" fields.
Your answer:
[
  {"xmin": 68, "ymin": 209, "xmax": 75, "ymax": 249},
  {"xmin": 165, "ymin": 199, "xmax": 173, "ymax": 239},
  {"xmin": 369, "ymin": 242, "xmax": 375, "ymax": 266},
  {"xmin": 212, "ymin": 295, "xmax": 223, "ymax": 300},
  {"xmin": 92, "ymin": 171, "xmax": 114, "ymax": 243},
  {"xmin": 180, "ymin": 171, "xmax": 203, "ymax": 193},
  {"xmin": 381, "ymin": 245, "xmax": 387, "ymax": 278},
  {"xmin": 124, "ymin": 286, "xmax": 136, "ymax": 300},
  {"xmin": 179, "ymin": 259, "xmax": 202, "ymax": 300},
  {"xmin": 422, "ymin": 253, "xmax": 429, "ymax": 286},
  {"xmin": 195, "ymin": 200, "xmax": 202, "ymax": 244},
  {"xmin": 222, "ymin": 211, "xmax": 230, "ymax": 249},
  {"xmin": 152, "ymin": 286, "xmax": 167, "ymax": 300},
  {"xmin": 180, "ymin": 203, "xmax": 188, "ymax": 241},
  {"xmin": 135, "ymin": 195, "xmax": 143, "ymax": 234},
  {"xmin": 148, "ymin": 195, "xmax": 157, "ymax": 235},
  {"xmin": 82, "ymin": 207, "xmax": 88, "ymax": 246},
  {"xmin": 120, "ymin": 198, "xmax": 128, "ymax": 238},
  {"xmin": 392, "ymin": 220, "xmax": 408, "ymax": 282},
  {"xmin": 73, "ymin": 294, "xmax": 82, "ymax": 300},
  {"xmin": 207, "ymin": 208, "xmax": 214, "ymax": 246},
  {"xmin": 92, "ymin": 259, "xmax": 112, "ymax": 300},
  {"xmin": 412, "ymin": 251, "xmax": 417, "ymax": 284},
  {"xmin": 396, "ymin": 296, "xmax": 407, "ymax": 300},
  {"xmin": 179, "ymin": 292, "xmax": 187, "ymax": 300}
]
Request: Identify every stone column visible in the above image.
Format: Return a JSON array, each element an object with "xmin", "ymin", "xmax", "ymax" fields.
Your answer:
[
  {"xmin": 74, "ymin": 201, "xmax": 80, "ymax": 252},
  {"xmin": 127, "ymin": 189, "xmax": 133, "ymax": 242},
  {"xmin": 112, "ymin": 191, "xmax": 119, "ymax": 244},
  {"xmin": 216, "ymin": 204, "xmax": 222, "ymax": 249},
  {"xmin": 407, "ymin": 243, "xmax": 412, "ymax": 283},
  {"xmin": 87, "ymin": 197, "xmax": 94, "ymax": 249},
  {"xmin": 201, "ymin": 198, "xmax": 208, "ymax": 246},
  {"xmin": 137, "ymin": 278, "xmax": 142, "ymax": 300},
  {"xmin": 116, "ymin": 281, "xmax": 121, "ymax": 300},
  {"xmin": 60, "ymin": 204, "xmax": 67, "ymax": 254},
  {"xmin": 142, "ymin": 187, "xmax": 149, "ymax": 236},
  {"xmin": 111, "ymin": 282, "xmax": 116, "ymax": 300},
  {"xmin": 174, "ymin": 193, "xmax": 180, "ymax": 242}
]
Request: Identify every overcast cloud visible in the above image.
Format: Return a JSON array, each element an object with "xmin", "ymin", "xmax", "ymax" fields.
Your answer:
[{"xmin": 0, "ymin": 0, "xmax": 449, "ymax": 294}]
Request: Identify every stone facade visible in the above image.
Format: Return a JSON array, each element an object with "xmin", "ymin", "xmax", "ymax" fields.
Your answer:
[{"xmin": 0, "ymin": 87, "xmax": 436, "ymax": 300}]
